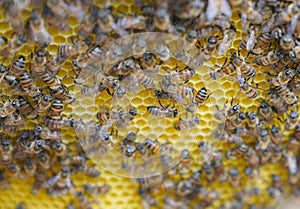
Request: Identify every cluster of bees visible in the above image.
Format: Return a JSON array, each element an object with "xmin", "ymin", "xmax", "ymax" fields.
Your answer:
[{"xmin": 1, "ymin": 0, "xmax": 300, "ymax": 209}]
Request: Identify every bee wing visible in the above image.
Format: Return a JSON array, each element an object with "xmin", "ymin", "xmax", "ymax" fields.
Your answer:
[
  {"xmin": 246, "ymin": 30, "xmax": 257, "ymax": 51},
  {"xmin": 42, "ymin": 174, "xmax": 59, "ymax": 188},
  {"xmin": 287, "ymin": 155, "xmax": 298, "ymax": 174},
  {"xmin": 217, "ymin": 34, "xmax": 230, "ymax": 55},
  {"xmin": 206, "ymin": 0, "xmax": 220, "ymax": 21},
  {"xmin": 121, "ymin": 74, "xmax": 139, "ymax": 93},
  {"xmin": 220, "ymin": 0, "xmax": 232, "ymax": 19},
  {"xmin": 288, "ymin": 15, "xmax": 298, "ymax": 35}
]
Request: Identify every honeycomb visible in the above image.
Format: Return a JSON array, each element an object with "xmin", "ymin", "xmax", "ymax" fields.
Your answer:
[{"xmin": 0, "ymin": 0, "xmax": 300, "ymax": 209}]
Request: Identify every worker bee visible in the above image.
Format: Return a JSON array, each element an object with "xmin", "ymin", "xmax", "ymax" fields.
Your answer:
[
  {"xmin": 224, "ymin": 112, "xmax": 246, "ymax": 131},
  {"xmin": 41, "ymin": 70, "xmax": 64, "ymax": 89},
  {"xmin": 96, "ymin": 105, "xmax": 110, "ymax": 123},
  {"xmin": 42, "ymin": 5, "xmax": 70, "ymax": 32},
  {"xmin": 252, "ymin": 32, "xmax": 272, "ymax": 55},
  {"xmin": 176, "ymin": 180, "xmax": 194, "ymax": 197},
  {"xmin": 237, "ymin": 75, "xmax": 258, "ymax": 98},
  {"xmin": 120, "ymin": 130, "xmax": 138, "ymax": 148},
  {"xmin": 135, "ymin": 142, "xmax": 148, "ymax": 158},
  {"xmin": 240, "ymin": 0, "xmax": 262, "ymax": 31},
  {"xmin": 84, "ymin": 184, "xmax": 110, "ymax": 197},
  {"xmin": 139, "ymin": 51, "xmax": 160, "ymax": 74},
  {"xmin": 244, "ymin": 167, "xmax": 260, "ymax": 182},
  {"xmin": 144, "ymin": 138, "xmax": 162, "ymax": 154},
  {"xmin": 49, "ymin": 98, "xmax": 64, "ymax": 118},
  {"xmin": 284, "ymin": 110, "xmax": 299, "ymax": 130},
  {"xmin": 6, "ymin": 1, "xmax": 25, "ymax": 34},
  {"xmin": 240, "ymin": 27, "xmax": 258, "ymax": 51},
  {"xmin": 23, "ymin": 157, "xmax": 36, "ymax": 177},
  {"xmin": 228, "ymin": 168, "xmax": 241, "ymax": 187},
  {"xmin": 32, "ymin": 93, "xmax": 53, "ymax": 115},
  {"xmin": 231, "ymin": 52, "xmax": 257, "ymax": 79},
  {"xmin": 76, "ymin": 192, "xmax": 93, "ymax": 209},
  {"xmin": 202, "ymin": 162, "xmax": 215, "ymax": 183},
  {"xmin": 178, "ymin": 149, "xmax": 191, "ymax": 176},
  {"xmin": 164, "ymin": 196, "xmax": 187, "ymax": 209},
  {"xmin": 0, "ymin": 64, "xmax": 8, "ymax": 84},
  {"xmin": 268, "ymin": 187, "xmax": 282, "ymax": 203},
  {"xmin": 1, "ymin": 137, "xmax": 12, "ymax": 165},
  {"xmin": 206, "ymin": 0, "xmax": 232, "ymax": 22},
  {"xmin": 46, "ymin": 0, "xmax": 68, "ymax": 20},
  {"xmin": 45, "ymin": 116, "xmax": 71, "ymax": 130},
  {"xmin": 122, "ymin": 144, "xmax": 136, "ymax": 158},
  {"xmin": 271, "ymin": 174, "xmax": 283, "ymax": 191},
  {"xmin": 135, "ymin": 69, "xmax": 156, "ymax": 90},
  {"xmin": 80, "ymin": 165, "xmax": 100, "ymax": 178},
  {"xmin": 270, "ymin": 125, "xmax": 284, "ymax": 145},
  {"xmin": 203, "ymin": 37, "xmax": 219, "ymax": 61},
  {"xmin": 1, "ymin": 34, "xmax": 27, "ymax": 57},
  {"xmin": 132, "ymin": 38, "xmax": 147, "ymax": 56},
  {"xmin": 50, "ymin": 140, "xmax": 67, "ymax": 156},
  {"xmin": 158, "ymin": 180, "xmax": 175, "ymax": 193},
  {"xmin": 34, "ymin": 126, "xmax": 61, "ymax": 140},
  {"xmin": 252, "ymin": 50, "xmax": 281, "ymax": 66},
  {"xmin": 31, "ymin": 46, "xmax": 47, "ymax": 77},
  {"xmin": 8, "ymin": 55, "xmax": 26, "ymax": 77},
  {"xmin": 214, "ymin": 101, "xmax": 240, "ymax": 121},
  {"xmin": 173, "ymin": 116, "xmax": 200, "ymax": 130},
  {"xmin": 256, "ymin": 128, "xmax": 271, "ymax": 151},
  {"xmin": 77, "ymin": 5, "xmax": 98, "ymax": 38},
  {"xmin": 268, "ymin": 89, "xmax": 289, "ymax": 114},
  {"xmin": 167, "ymin": 66, "xmax": 195, "ymax": 84},
  {"xmin": 58, "ymin": 37, "xmax": 89, "ymax": 58},
  {"xmin": 161, "ymin": 76, "xmax": 195, "ymax": 100},
  {"xmin": 147, "ymin": 104, "xmax": 178, "ymax": 118},
  {"xmin": 31, "ymin": 171, "xmax": 47, "ymax": 195},
  {"xmin": 280, "ymin": 33, "xmax": 295, "ymax": 51},
  {"xmin": 195, "ymin": 87, "xmax": 211, "ymax": 105},
  {"xmin": 43, "ymin": 166, "xmax": 73, "ymax": 195},
  {"xmin": 97, "ymin": 7, "xmax": 116, "ymax": 33},
  {"xmin": 116, "ymin": 15, "xmax": 146, "ymax": 35},
  {"xmin": 27, "ymin": 10, "xmax": 53, "ymax": 45},
  {"xmin": 119, "ymin": 74, "xmax": 139, "ymax": 93},
  {"xmin": 268, "ymin": 68, "xmax": 295, "ymax": 87},
  {"xmin": 0, "ymin": 97, "xmax": 16, "ymax": 118},
  {"xmin": 211, "ymin": 159, "xmax": 228, "ymax": 182},
  {"xmin": 156, "ymin": 44, "xmax": 171, "ymax": 62},
  {"xmin": 258, "ymin": 101, "xmax": 273, "ymax": 122},
  {"xmin": 7, "ymin": 162, "xmax": 21, "ymax": 178},
  {"xmin": 275, "ymin": 84, "xmax": 298, "ymax": 105},
  {"xmin": 226, "ymin": 141, "xmax": 248, "ymax": 160},
  {"xmin": 214, "ymin": 130, "xmax": 243, "ymax": 144},
  {"xmin": 153, "ymin": 8, "xmax": 173, "ymax": 32},
  {"xmin": 109, "ymin": 106, "xmax": 136, "ymax": 128},
  {"xmin": 3, "ymin": 113, "xmax": 24, "ymax": 126},
  {"xmin": 13, "ymin": 96, "xmax": 34, "ymax": 117},
  {"xmin": 46, "ymin": 54, "xmax": 66, "ymax": 75},
  {"xmin": 81, "ymin": 83, "xmax": 107, "ymax": 97},
  {"xmin": 270, "ymin": 146, "xmax": 282, "ymax": 164},
  {"xmin": 19, "ymin": 71, "xmax": 41, "ymax": 100},
  {"xmin": 218, "ymin": 25, "xmax": 236, "ymax": 55},
  {"xmin": 49, "ymin": 85, "xmax": 74, "ymax": 104}
]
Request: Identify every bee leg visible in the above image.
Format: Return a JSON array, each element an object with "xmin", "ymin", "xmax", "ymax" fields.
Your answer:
[
  {"xmin": 106, "ymin": 88, "xmax": 114, "ymax": 96},
  {"xmin": 158, "ymin": 99, "xmax": 165, "ymax": 109}
]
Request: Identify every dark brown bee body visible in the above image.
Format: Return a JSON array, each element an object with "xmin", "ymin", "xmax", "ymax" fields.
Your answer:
[{"xmin": 8, "ymin": 56, "xmax": 26, "ymax": 76}]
